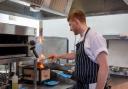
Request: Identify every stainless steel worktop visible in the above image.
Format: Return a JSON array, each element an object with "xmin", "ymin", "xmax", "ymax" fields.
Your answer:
[
  {"xmin": 0, "ymin": 56, "xmax": 36, "ymax": 64},
  {"xmin": 20, "ymin": 82, "xmax": 74, "ymax": 89}
]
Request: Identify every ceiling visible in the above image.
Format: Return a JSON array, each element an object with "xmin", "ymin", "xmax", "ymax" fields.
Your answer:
[{"xmin": 0, "ymin": 0, "xmax": 128, "ymax": 19}]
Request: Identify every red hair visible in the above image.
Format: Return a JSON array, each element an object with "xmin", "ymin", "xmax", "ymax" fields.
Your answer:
[{"xmin": 67, "ymin": 10, "xmax": 86, "ymax": 23}]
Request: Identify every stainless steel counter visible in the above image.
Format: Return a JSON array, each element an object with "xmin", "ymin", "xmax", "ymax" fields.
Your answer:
[
  {"xmin": 0, "ymin": 56, "xmax": 36, "ymax": 64},
  {"xmin": 0, "ymin": 56, "xmax": 38, "ymax": 89},
  {"xmin": 20, "ymin": 82, "xmax": 74, "ymax": 89}
]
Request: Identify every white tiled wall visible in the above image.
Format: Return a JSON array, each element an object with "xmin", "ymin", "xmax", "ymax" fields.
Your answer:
[{"xmin": 108, "ymin": 40, "xmax": 128, "ymax": 67}]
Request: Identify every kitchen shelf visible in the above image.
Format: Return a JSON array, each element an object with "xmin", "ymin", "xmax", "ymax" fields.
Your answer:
[
  {"xmin": 110, "ymin": 71, "xmax": 128, "ymax": 77},
  {"xmin": 103, "ymin": 35, "xmax": 128, "ymax": 48},
  {"xmin": 109, "ymin": 66, "xmax": 128, "ymax": 77},
  {"xmin": 0, "ymin": 56, "xmax": 36, "ymax": 64},
  {"xmin": 103, "ymin": 35, "xmax": 128, "ymax": 40},
  {"xmin": 0, "ymin": 44, "xmax": 28, "ymax": 47}
]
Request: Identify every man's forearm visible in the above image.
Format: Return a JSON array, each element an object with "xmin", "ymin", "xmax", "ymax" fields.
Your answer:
[
  {"xmin": 58, "ymin": 52, "xmax": 75, "ymax": 60},
  {"xmin": 96, "ymin": 65, "xmax": 109, "ymax": 89},
  {"xmin": 96, "ymin": 52, "xmax": 109, "ymax": 89}
]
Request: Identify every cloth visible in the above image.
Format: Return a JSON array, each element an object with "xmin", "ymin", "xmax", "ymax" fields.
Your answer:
[
  {"xmin": 73, "ymin": 28, "xmax": 99, "ymax": 89},
  {"xmin": 79, "ymin": 28, "xmax": 108, "ymax": 63},
  {"xmin": 89, "ymin": 83, "xmax": 96, "ymax": 89}
]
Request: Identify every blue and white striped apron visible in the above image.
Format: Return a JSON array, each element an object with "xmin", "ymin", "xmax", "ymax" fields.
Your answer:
[{"xmin": 73, "ymin": 28, "xmax": 99, "ymax": 89}]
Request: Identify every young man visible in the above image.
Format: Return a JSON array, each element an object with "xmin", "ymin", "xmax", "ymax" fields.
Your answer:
[{"xmin": 49, "ymin": 10, "xmax": 109, "ymax": 89}]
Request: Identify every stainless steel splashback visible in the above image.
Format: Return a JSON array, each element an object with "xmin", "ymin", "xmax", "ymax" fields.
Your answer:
[{"xmin": 0, "ymin": 22, "xmax": 36, "ymax": 36}]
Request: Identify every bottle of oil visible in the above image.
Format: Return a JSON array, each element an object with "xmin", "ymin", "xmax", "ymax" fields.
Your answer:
[{"xmin": 12, "ymin": 73, "xmax": 18, "ymax": 89}]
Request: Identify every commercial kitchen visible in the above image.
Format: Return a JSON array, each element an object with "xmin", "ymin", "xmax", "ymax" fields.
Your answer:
[{"xmin": 0, "ymin": 0, "xmax": 128, "ymax": 89}]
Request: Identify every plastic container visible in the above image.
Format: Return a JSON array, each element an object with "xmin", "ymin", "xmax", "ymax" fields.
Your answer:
[{"xmin": 12, "ymin": 73, "xmax": 18, "ymax": 89}]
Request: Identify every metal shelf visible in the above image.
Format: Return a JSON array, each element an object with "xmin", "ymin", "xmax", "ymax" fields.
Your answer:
[
  {"xmin": 0, "ymin": 44, "xmax": 28, "ymax": 47},
  {"xmin": 0, "ymin": 56, "xmax": 36, "ymax": 64},
  {"xmin": 103, "ymin": 35, "xmax": 128, "ymax": 40},
  {"xmin": 110, "ymin": 71, "xmax": 128, "ymax": 77}
]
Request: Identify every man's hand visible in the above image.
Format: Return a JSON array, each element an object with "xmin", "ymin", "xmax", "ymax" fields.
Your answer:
[
  {"xmin": 48, "ymin": 54, "xmax": 59, "ymax": 59},
  {"xmin": 48, "ymin": 52, "xmax": 75, "ymax": 60},
  {"xmin": 47, "ymin": 54, "xmax": 60, "ymax": 63}
]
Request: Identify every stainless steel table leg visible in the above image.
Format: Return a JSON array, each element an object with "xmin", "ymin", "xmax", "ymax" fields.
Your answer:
[{"xmin": 34, "ymin": 58, "xmax": 37, "ymax": 89}]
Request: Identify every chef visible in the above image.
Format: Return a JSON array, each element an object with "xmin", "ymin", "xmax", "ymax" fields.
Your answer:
[{"xmin": 48, "ymin": 10, "xmax": 109, "ymax": 89}]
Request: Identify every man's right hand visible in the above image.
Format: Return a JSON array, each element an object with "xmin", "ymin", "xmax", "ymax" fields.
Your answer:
[
  {"xmin": 48, "ymin": 52, "xmax": 75, "ymax": 60},
  {"xmin": 48, "ymin": 54, "xmax": 59, "ymax": 59},
  {"xmin": 47, "ymin": 54, "xmax": 60, "ymax": 63}
]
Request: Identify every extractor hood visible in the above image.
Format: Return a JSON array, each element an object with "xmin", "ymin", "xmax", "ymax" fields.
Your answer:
[
  {"xmin": 0, "ymin": 0, "xmax": 128, "ymax": 19},
  {"xmin": 8, "ymin": 0, "xmax": 74, "ymax": 17},
  {"xmin": 70, "ymin": 0, "xmax": 128, "ymax": 16}
]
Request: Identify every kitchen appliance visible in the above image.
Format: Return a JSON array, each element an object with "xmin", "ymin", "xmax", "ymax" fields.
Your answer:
[
  {"xmin": 22, "ymin": 66, "xmax": 50, "ymax": 83},
  {"xmin": 0, "ymin": 22, "xmax": 36, "ymax": 60},
  {"xmin": 21, "ymin": 40, "xmax": 50, "ymax": 84},
  {"xmin": 0, "ymin": 22, "xmax": 37, "ymax": 88}
]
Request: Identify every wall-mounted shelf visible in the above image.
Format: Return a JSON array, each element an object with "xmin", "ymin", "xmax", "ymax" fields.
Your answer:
[
  {"xmin": 0, "ymin": 44, "xmax": 28, "ymax": 47},
  {"xmin": 103, "ymin": 35, "xmax": 128, "ymax": 40},
  {"xmin": 103, "ymin": 35, "xmax": 128, "ymax": 48},
  {"xmin": 109, "ymin": 66, "xmax": 128, "ymax": 77},
  {"xmin": 110, "ymin": 71, "xmax": 128, "ymax": 77}
]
